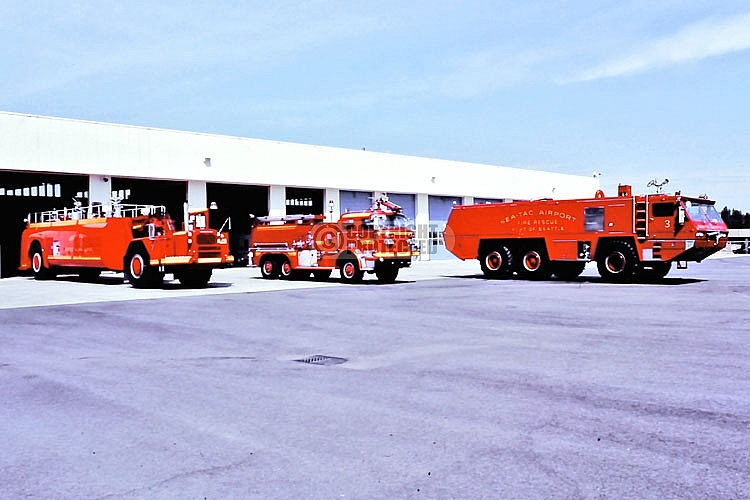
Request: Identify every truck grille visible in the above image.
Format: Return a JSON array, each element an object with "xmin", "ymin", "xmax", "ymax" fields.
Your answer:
[
  {"xmin": 198, "ymin": 245, "xmax": 222, "ymax": 259},
  {"xmin": 197, "ymin": 232, "xmax": 216, "ymax": 245}
]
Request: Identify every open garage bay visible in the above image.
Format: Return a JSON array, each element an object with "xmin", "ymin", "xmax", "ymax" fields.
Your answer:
[{"xmin": 1, "ymin": 258, "xmax": 749, "ymax": 498}]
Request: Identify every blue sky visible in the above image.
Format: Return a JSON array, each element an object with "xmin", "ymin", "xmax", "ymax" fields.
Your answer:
[{"xmin": 2, "ymin": 1, "xmax": 749, "ymax": 210}]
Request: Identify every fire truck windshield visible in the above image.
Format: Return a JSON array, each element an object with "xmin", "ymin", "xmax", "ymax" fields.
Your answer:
[
  {"xmin": 190, "ymin": 213, "xmax": 207, "ymax": 229},
  {"xmin": 685, "ymin": 201, "xmax": 721, "ymax": 223},
  {"xmin": 372, "ymin": 214, "xmax": 409, "ymax": 230}
]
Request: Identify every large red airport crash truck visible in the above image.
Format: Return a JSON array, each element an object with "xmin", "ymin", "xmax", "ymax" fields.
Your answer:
[
  {"xmin": 19, "ymin": 201, "xmax": 234, "ymax": 287},
  {"xmin": 249, "ymin": 197, "xmax": 417, "ymax": 283},
  {"xmin": 444, "ymin": 184, "xmax": 728, "ymax": 282}
]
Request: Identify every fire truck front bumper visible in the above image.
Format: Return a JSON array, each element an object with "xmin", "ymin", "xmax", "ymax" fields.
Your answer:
[
  {"xmin": 648, "ymin": 234, "xmax": 727, "ymax": 264},
  {"xmin": 373, "ymin": 251, "xmax": 415, "ymax": 259},
  {"xmin": 371, "ymin": 253, "xmax": 414, "ymax": 269},
  {"xmin": 152, "ymin": 256, "xmax": 234, "ymax": 267},
  {"xmin": 675, "ymin": 237, "xmax": 727, "ymax": 262}
]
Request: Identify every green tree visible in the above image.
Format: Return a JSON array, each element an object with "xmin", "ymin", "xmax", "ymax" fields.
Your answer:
[{"xmin": 720, "ymin": 207, "xmax": 749, "ymax": 229}]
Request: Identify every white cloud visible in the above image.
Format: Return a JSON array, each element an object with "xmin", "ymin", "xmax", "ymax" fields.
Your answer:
[{"xmin": 567, "ymin": 12, "xmax": 750, "ymax": 82}]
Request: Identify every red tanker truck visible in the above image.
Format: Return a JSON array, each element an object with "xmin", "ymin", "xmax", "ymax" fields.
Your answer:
[{"xmin": 249, "ymin": 197, "xmax": 417, "ymax": 283}]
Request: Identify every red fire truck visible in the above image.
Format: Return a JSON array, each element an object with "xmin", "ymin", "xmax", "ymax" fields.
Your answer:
[
  {"xmin": 249, "ymin": 197, "xmax": 417, "ymax": 283},
  {"xmin": 19, "ymin": 201, "xmax": 234, "ymax": 287},
  {"xmin": 444, "ymin": 184, "xmax": 728, "ymax": 282}
]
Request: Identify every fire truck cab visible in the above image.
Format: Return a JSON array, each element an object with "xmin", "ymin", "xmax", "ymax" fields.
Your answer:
[
  {"xmin": 249, "ymin": 197, "xmax": 417, "ymax": 283},
  {"xmin": 444, "ymin": 184, "xmax": 728, "ymax": 282}
]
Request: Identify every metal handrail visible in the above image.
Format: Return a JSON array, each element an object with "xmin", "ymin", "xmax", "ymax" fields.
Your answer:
[{"xmin": 27, "ymin": 203, "xmax": 166, "ymax": 223}]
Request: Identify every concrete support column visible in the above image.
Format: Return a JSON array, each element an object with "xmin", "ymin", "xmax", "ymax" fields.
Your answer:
[
  {"xmin": 187, "ymin": 180, "xmax": 207, "ymax": 209},
  {"xmin": 324, "ymin": 188, "xmax": 340, "ymax": 221},
  {"xmin": 462, "ymin": 196, "xmax": 473, "ymax": 205},
  {"xmin": 88, "ymin": 175, "xmax": 112, "ymax": 204},
  {"xmin": 415, "ymin": 193, "xmax": 430, "ymax": 261},
  {"xmin": 268, "ymin": 185, "xmax": 286, "ymax": 217}
]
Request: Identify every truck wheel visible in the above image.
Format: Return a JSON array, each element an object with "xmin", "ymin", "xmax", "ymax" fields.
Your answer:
[
  {"xmin": 279, "ymin": 258, "xmax": 294, "ymax": 280},
  {"xmin": 178, "ymin": 269, "xmax": 213, "ymax": 288},
  {"xmin": 552, "ymin": 261, "xmax": 586, "ymax": 280},
  {"xmin": 260, "ymin": 257, "xmax": 278, "ymax": 279},
  {"xmin": 312, "ymin": 270, "xmax": 332, "ymax": 281},
  {"xmin": 517, "ymin": 248, "xmax": 552, "ymax": 280},
  {"xmin": 638, "ymin": 262, "xmax": 671, "ymax": 282},
  {"xmin": 375, "ymin": 264, "xmax": 399, "ymax": 284},
  {"xmin": 340, "ymin": 258, "xmax": 364, "ymax": 284},
  {"xmin": 30, "ymin": 247, "xmax": 53, "ymax": 280},
  {"xmin": 480, "ymin": 246, "xmax": 513, "ymax": 279},
  {"xmin": 597, "ymin": 240, "xmax": 638, "ymax": 283},
  {"xmin": 125, "ymin": 249, "xmax": 162, "ymax": 288}
]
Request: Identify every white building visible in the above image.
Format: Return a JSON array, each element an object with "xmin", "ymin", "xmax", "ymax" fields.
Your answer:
[{"xmin": 0, "ymin": 111, "xmax": 599, "ymax": 276}]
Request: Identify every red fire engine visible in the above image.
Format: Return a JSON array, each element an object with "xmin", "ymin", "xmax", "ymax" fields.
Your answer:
[
  {"xmin": 444, "ymin": 184, "xmax": 728, "ymax": 282},
  {"xmin": 249, "ymin": 197, "xmax": 417, "ymax": 283},
  {"xmin": 19, "ymin": 200, "xmax": 234, "ymax": 287}
]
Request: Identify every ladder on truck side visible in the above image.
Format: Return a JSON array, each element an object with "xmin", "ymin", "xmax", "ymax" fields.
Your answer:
[{"xmin": 634, "ymin": 197, "xmax": 648, "ymax": 241}]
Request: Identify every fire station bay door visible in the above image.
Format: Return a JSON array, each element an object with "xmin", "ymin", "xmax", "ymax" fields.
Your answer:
[
  {"xmin": 339, "ymin": 191, "xmax": 416, "ymax": 224},
  {"xmin": 339, "ymin": 190, "xmax": 372, "ymax": 215},
  {"xmin": 286, "ymin": 187, "xmax": 324, "ymax": 216},
  {"xmin": 207, "ymin": 183, "xmax": 268, "ymax": 266},
  {"xmin": 0, "ymin": 172, "xmax": 88, "ymax": 278},
  {"xmin": 387, "ymin": 193, "xmax": 416, "ymax": 225},
  {"xmin": 110, "ymin": 178, "xmax": 187, "ymax": 227},
  {"xmin": 428, "ymin": 195, "xmax": 462, "ymax": 260}
]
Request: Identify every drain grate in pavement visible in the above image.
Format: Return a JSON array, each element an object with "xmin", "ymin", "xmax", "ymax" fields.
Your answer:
[{"xmin": 295, "ymin": 355, "xmax": 347, "ymax": 366}]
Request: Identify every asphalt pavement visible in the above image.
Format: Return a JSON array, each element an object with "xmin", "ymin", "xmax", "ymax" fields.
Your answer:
[{"xmin": 1, "ymin": 255, "xmax": 749, "ymax": 499}]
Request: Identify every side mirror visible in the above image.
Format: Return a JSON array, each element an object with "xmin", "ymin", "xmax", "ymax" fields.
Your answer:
[{"xmin": 678, "ymin": 206, "xmax": 686, "ymax": 225}]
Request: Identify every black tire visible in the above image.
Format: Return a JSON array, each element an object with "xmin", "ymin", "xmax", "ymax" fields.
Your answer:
[
  {"xmin": 339, "ymin": 258, "xmax": 364, "ymax": 284},
  {"xmin": 259, "ymin": 257, "xmax": 278, "ymax": 279},
  {"xmin": 177, "ymin": 269, "xmax": 212, "ymax": 288},
  {"xmin": 597, "ymin": 240, "xmax": 639, "ymax": 283},
  {"xmin": 312, "ymin": 270, "xmax": 332, "ymax": 281},
  {"xmin": 375, "ymin": 264, "xmax": 399, "ymax": 284},
  {"xmin": 516, "ymin": 247, "xmax": 552, "ymax": 280},
  {"xmin": 125, "ymin": 248, "xmax": 163, "ymax": 288},
  {"xmin": 30, "ymin": 246, "xmax": 53, "ymax": 280},
  {"xmin": 638, "ymin": 262, "xmax": 671, "ymax": 282},
  {"xmin": 551, "ymin": 261, "xmax": 586, "ymax": 280},
  {"xmin": 480, "ymin": 245, "xmax": 513, "ymax": 279},
  {"xmin": 279, "ymin": 258, "xmax": 294, "ymax": 280}
]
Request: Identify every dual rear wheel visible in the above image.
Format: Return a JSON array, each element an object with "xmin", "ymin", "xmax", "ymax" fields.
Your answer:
[
  {"xmin": 260, "ymin": 256, "xmax": 300, "ymax": 280},
  {"xmin": 480, "ymin": 245, "xmax": 556, "ymax": 280},
  {"xmin": 259, "ymin": 256, "xmax": 337, "ymax": 282},
  {"xmin": 480, "ymin": 246, "xmax": 513, "ymax": 279},
  {"xmin": 479, "ymin": 241, "xmax": 650, "ymax": 282},
  {"xmin": 516, "ymin": 248, "xmax": 552, "ymax": 280}
]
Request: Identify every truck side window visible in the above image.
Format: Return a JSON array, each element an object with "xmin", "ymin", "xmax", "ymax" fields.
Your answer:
[
  {"xmin": 652, "ymin": 203, "xmax": 674, "ymax": 217},
  {"xmin": 584, "ymin": 207, "xmax": 604, "ymax": 231}
]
